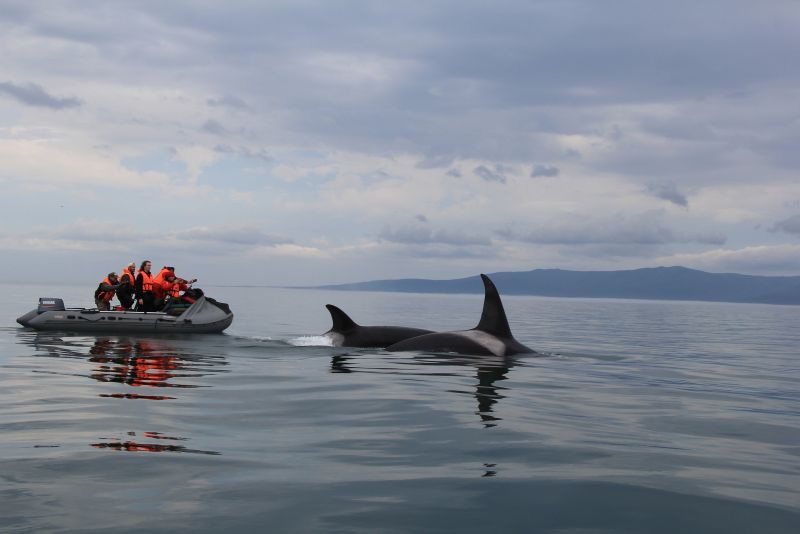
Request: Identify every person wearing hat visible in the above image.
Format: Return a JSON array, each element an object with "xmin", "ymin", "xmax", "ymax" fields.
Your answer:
[
  {"xmin": 156, "ymin": 271, "xmax": 197, "ymax": 310},
  {"xmin": 159, "ymin": 271, "xmax": 198, "ymax": 313},
  {"xmin": 151, "ymin": 266, "xmax": 174, "ymax": 302},
  {"xmin": 95, "ymin": 272, "xmax": 122, "ymax": 311}
]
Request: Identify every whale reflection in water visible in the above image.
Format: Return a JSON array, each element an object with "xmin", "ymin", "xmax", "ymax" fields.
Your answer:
[{"xmin": 331, "ymin": 352, "xmax": 514, "ymax": 428}]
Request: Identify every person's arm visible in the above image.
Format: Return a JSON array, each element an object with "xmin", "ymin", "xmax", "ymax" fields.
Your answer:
[{"xmin": 99, "ymin": 282, "xmax": 122, "ymax": 291}]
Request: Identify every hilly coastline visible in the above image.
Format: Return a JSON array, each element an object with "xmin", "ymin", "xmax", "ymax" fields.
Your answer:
[{"xmin": 313, "ymin": 266, "xmax": 800, "ymax": 306}]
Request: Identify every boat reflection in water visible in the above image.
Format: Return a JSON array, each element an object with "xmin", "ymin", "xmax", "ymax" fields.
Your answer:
[
  {"xmin": 21, "ymin": 332, "xmax": 226, "ymax": 455},
  {"xmin": 89, "ymin": 338, "xmax": 199, "ymax": 399},
  {"xmin": 331, "ymin": 352, "xmax": 514, "ymax": 428},
  {"xmin": 91, "ymin": 431, "xmax": 220, "ymax": 455}
]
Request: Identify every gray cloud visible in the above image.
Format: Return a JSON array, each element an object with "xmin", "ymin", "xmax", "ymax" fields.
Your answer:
[
  {"xmin": 47, "ymin": 221, "xmax": 142, "ymax": 242},
  {"xmin": 214, "ymin": 144, "xmax": 272, "ymax": 162},
  {"xmin": 202, "ymin": 119, "xmax": 229, "ymax": 136},
  {"xmin": 499, "ymin": 212, "xmax": 725, "ymax": 246},
  {"xmin": 207, "ymin": 95, "xmax": 250, "ymax": 111},
  {"xmin": 173, "ymin": 225, "xmax": 293, "ymax": 246},
  {"xmin": 415, "ymin": 214, "xmax": 428, "ymax": 223},
  {"xmin": 473, "ymin": 165, "xmax": 506, "ymax": 184},
  {"xmin": 5, "ymin": 2, "xmax": 799, "ymax": 169},
  {"xmin": 640, "ymin": 115, "xmax": 716, "ymax": 141},
  {"xmin": 415, "ymin": 154, "xmax": 455, "ymax": 169},
  {"xmin": 0, "ymin": 2, "xmax": 796, "ymax": 283},
  {"xmin": 379, "ymin": 225, "xmax": 491, "ymax": 246},
  {"xmin": 384, "ymin": 243, "xmax": 495, "ymax": 260},
  {"xmin": 531, "ymin": 164, "xmax": 560, "ymax": 178},
  {"xmin": 0, "ymin": 81, "xmax": 81, "ymax": 109},
  {"xmin": 34, "ymin": 221, "xmax": 292, "ymax": 248},
  {"xmin": 770, "ymin": 214, "xmax": 800, "ymax": 236},
  {"xmin": 660, "ymin": 244, "xmax": 800, "ymax": 276},
  {"xmin": 646, "ymin": 181, "xmax": 689, "ymax": 207}
]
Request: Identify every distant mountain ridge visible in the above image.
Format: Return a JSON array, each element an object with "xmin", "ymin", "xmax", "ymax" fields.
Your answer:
[{"xmin": 312, "ymin": 266, "xmax": 800, "ymax": 305}]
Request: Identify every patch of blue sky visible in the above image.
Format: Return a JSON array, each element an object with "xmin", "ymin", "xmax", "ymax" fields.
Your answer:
[
  {"xmin": 199, "ymin": 155, "xmax": 342, "ymax": 199},
  {"xmin": 281, "ymin": 214, "xmax": 358, "ymax": 242},
  {"xmin": 727, "ymin": 222, "xmax": 787, "ymax": 248},
  {"xmin": 1, "ymin": 180, "xmax": 145, "ymax": 227},
  {"xmin": 360, "ymin": 169, "xmax": 399, "ymax": 187},
  {"xmin": 0, "ymin": 105, "xmax": 23, "ymax": 128},
  {"xmin": 291, "ymin": 149, "xmax": 329, "ymax": 161},
  {"xmin": 121, "ymin": 149, "xmax": 188, "ymax": 179},
  {"xmin": 438, "ymin": 190, "xmax": 472, "ymax": 210},
  {"xmin": 0, "ymin": 189, "xmax": 71, "ymax": 228},
  {"xmin": 288, "ymin": 168, "xmax": 339, "ymax": 190},
  {"xmin": 196, "ymin": 156, "xmax": 270, "ymax": 192}
]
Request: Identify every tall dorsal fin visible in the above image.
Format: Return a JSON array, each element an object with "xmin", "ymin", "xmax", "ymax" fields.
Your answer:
[
  {"xmin": 474, "ymin": 274, "xmax": 513, "ymax": 338},
  {"xmin": 326, "ymin": 304, "xmax": 359, "ymax": 331}
]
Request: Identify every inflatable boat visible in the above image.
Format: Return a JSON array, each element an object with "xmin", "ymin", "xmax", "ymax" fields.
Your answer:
[{"xmin": 17, "ymin": 296, "xmax": 233, "ymax": 334}]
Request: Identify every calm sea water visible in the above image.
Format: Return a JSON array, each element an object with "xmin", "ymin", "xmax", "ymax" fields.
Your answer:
[{"xmin": 1, "ymin": 282, "xmax": 799, "ymax": 533}]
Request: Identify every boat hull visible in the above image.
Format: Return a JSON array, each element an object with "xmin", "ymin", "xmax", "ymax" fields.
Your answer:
[{"xmin": 16, "ymin": 296, "xmax": 233, "ymax": 334}]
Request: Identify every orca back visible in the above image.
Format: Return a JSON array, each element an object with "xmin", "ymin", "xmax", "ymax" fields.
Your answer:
[
  {"xmin": 385, "ymin": 274, "xmax": 535, "ymax": 356},
  {"xmin": 474, "ymin": 274, "xmax": 513, "ymax": 338},
  {"xmin": 325, "ymin": 304, "xmax": 359, "ymax": 332}
]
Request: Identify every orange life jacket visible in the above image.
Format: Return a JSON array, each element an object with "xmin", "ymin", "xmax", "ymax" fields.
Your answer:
[
  {"xmin": 152, "ymin": 280, "xmax": 165, "ymax": 300},
  {"xmin": 151, "ymin": 269, "xmax": 174, "ymax": 299},
  {"xmin": 138, "ymin": 270, "xmax": 154, "ymax": 292},
  {"xmin": 157, "ymin": 280, "xmax": 173, "ymax": 299},
  {"xmin": 155, "ymin": 279, "xmax": 183, "ymax": 299},
  {"xmin": 96, "ymin": 277, "xmax": 116, "ymax": 302},
  {"xmin": 153, "ymin": 268, "xmax": 171, "ymax": 285},
  {"xmin": 168, "ymin": 281, "xmax": 187, "ymax": 298},
  {"xmin": 119, "ymin": 269, "xmax": 135, "ymax": 286}
]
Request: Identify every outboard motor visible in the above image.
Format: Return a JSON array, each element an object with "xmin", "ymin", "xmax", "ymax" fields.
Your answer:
[{"xmin": 38, "ymin": 298, "xmax": 66, "ymax": 313}]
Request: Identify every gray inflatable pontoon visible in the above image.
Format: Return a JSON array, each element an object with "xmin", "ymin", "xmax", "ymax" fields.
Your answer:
[{"xmin": 17, "ymin": 296, "xmax": 233, "ymax": 334}]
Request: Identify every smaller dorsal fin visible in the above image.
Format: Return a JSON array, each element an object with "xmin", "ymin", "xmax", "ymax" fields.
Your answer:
[
  {"xmin": 326, "ymin": 304, "xmax": 359, "ymax": 332},
  {"xmin": 474, "ymin": 274, "xmax": 513, "ymax": 338}
]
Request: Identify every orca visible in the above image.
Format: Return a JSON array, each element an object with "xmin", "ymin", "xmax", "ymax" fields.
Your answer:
[
  {"xmin": 323, "ymin": 304, "xmax": 434, "ymax": 348},
  {"xmin": 386, "ymin": 274, "xmax": 535, "ymax": 356}
]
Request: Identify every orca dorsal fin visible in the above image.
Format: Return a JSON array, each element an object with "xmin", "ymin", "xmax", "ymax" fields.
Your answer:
[
  {"xmin": 474, "ymin": 274, "xmax": 513, "ymax": 338},
  {"xmin": 326, "ymin": 304, "xmax": 359, "ymax": 332}
]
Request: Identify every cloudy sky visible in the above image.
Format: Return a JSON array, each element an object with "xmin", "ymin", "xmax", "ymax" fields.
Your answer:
[{"xmin": 1, "ymin": 0, "xmax": 799, "ymax": 285}]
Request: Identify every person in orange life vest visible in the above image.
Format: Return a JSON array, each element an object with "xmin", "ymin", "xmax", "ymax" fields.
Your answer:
[
  {"xmin": 165, "ymin": 272, "xmax": 196, "ymax": 298},
  {"xmin": 157, "ymin": 272, "xmax": 197, "ymax": 311},
  {"xmin": 117, "ymin": 262, "xmax": 136, "ymax": 310},
  {"xmin": 151, "ymin": 266, "xmax": 175, "ymax": 300},
  {"xmin": 119, "ymin": 262, "xmax": 136, "ymax": 285},
  {"xmin": 176, "ymin": 271, "xmax": 197, "ymax": 289},
  {"xmin": 135, "ymin": 260, "xmax": 157, "ymax": 312},
  {"xmin": 94, "ymin": 272, "xmax": 122, "ymax": 311}
]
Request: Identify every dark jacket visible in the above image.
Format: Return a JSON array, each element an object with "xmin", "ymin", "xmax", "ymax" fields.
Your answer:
[
  {"xmin": 94, "ymin": 281, "xmax": 122, "ymax": 299},
  {"xmin": 135, "ymin": 272, "xmax": 148, "ymax": 300}
]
